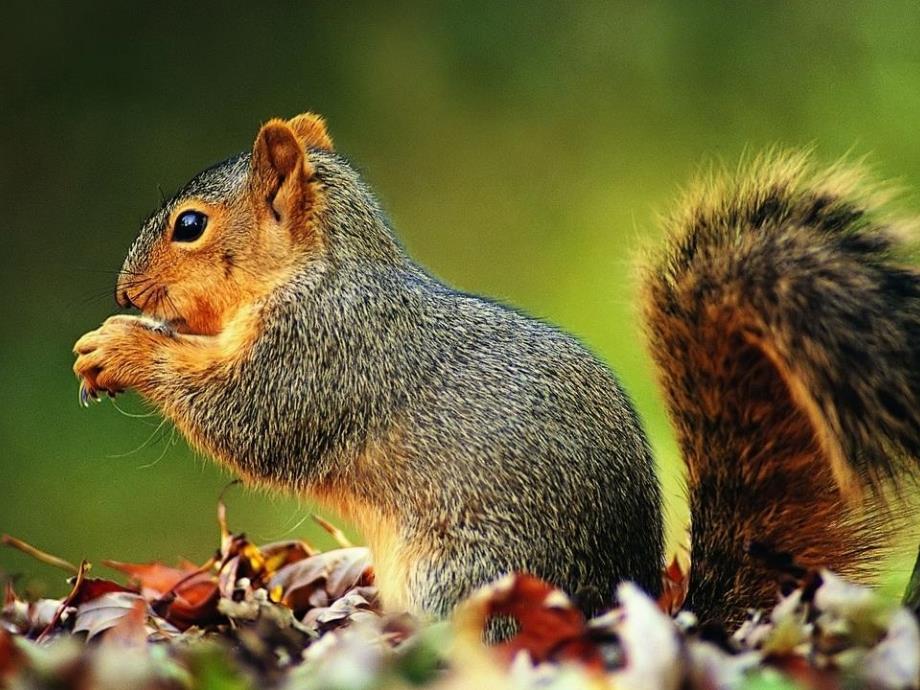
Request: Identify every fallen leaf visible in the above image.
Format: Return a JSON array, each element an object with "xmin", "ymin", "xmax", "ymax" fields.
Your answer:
[
  {"xmin": 269, "ymin": 547, "xmax": 373, "ymax": 616},
  {"xmin": 74, "ymin": 592, "xmax": 147, "ymax": 640},
  {"xmin": 659, "ymin": 555, "xmax": 689, "ymax": 615},
  {"xmin": 101, "ymin": 598, "xmax": 148, "ymax": 647},
  {"xmin": 155, "ymin": 573, "xmax": 222, "ymax": 630},
  {"xmin": 457, "ymin": 573, "xmax": 609, "ymax": 670},
  {"xmin": 0, "ymin": 628, "xmax": 23, "ymax": 678},
  {"xmin": 608, "ymin": 583, "xmax": 682, "ymax": 690},
  {"xmin": 38, "ymin": 559, "xmax": 89, "ymax": 641},
  {"xmin": 3, "ymin": 582, "xmax": 17, "ymax": 607},
  {"xmin": 72, "ymin": 578, "xmax": 136, "ymax": 606},
  {"xmin": 861, "ymin": 608, "xmax": 920, "ymax": 690},
  {"xmin": 302, "ymin": 586, "xmax": 378, "ymax": 634},
  {"xmin": 260, "ymin": 539, "xmax": 316, "ymax": 573},
  {"xmin": 104, "ymin": 560, "xmax": 197, "ymax": 599}
]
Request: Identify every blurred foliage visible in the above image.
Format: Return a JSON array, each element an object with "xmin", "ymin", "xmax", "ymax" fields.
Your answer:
[{"xmin": 2, "ymin": 0, "xmax": 920, "ymax": 596}]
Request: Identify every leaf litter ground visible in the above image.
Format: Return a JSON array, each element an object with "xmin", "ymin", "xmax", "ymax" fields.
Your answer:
[{"xmin": 2, "ymin": 493, "xmax": 919, "ymax": 690}]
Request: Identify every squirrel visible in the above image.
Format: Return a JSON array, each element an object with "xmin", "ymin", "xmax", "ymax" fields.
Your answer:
[{"xmin": 73, "ymin": 113, "xmax": 920, "ymax": 632}]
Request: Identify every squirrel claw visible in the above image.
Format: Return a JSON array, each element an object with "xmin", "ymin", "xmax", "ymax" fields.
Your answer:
[
  {"xmin": 78, "ymin": 381, "xmax": 90, "ymax": 408},
  {"xmin": 78, "ymin": 381, "xmax": 101, "ymax": 407}
]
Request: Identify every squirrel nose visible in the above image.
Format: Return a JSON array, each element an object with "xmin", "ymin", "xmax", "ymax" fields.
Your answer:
[{"xmin": 116, "ymin": 289, "xmax": 137, "ymax": 309}]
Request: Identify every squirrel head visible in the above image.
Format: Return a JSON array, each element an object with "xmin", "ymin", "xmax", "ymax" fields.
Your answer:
[{"xmin": 117, "ymin": 113, "xmax": 335, "ymax": 335}]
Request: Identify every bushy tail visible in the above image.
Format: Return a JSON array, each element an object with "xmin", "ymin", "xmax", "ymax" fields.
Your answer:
[{"xmin": 642, "ymin": 152, "xmax": 920, "ymax": 627}]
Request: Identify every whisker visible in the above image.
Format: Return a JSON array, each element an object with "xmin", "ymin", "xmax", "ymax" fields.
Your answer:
[
  {"xmin": 73, "ymin": 279, "xmax": 153, "ymax": 307},
  {"xmin": 131, "ymin": 282, "xmax": 159, "ymax": 310},
  {"xmin": 257, "ymin": 511, "xmax": 313, "ymax": 542},
  {"xmin": 114, "ymin": 278, "xmax": 153, "ymax": 291},
  {"xmin": 150, "ymin": 286, "xmax": 167, "ymax": 316},
  {"xmin": 106, "ymin": 415, "xmax": 169, "ymax": 459},
  {"xmin": 135, "ymin": 429, "xmax": 175, "ymax": 469},
  {"xmin": 76, "ymin": 291, "xmax": 119, "ymax": 307},
  {"xmin": 163, "ymin": 291, "xmax": 183, "ymax": 322},
  {"xmin": 109, "ymin": 398, "xmax": 159, "ymax": 419},
  {"xmin": 72, "ymin": 267, "xmax": 147, "ymax": 277}
]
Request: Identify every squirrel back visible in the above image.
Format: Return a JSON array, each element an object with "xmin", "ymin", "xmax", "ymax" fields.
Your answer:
[{"xmin": 643, "ymin": 153, "xmax": 920, "ymax": 626}]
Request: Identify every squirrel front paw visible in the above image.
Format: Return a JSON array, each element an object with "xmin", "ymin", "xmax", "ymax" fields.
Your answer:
[{"xmin": 73, "ymin": 315, "xmax": 172, "ymax": 405}]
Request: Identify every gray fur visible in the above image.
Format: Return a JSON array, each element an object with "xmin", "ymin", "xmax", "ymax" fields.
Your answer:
[{"xmin": 122, "ymin": 147, "xmax": 664, "ymax": 622}]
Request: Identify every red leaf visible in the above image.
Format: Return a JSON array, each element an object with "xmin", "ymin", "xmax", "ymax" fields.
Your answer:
[
  {"xmin": 71, "ymin": 578, "xmax": 136, "ymax": 606},
  {"xmin": 658, "ymin": 555, "xmax": 689, "ymax": 615},
  {"xmin": 769, "ymin": 653, "xmax": 842, "ymax": 690},
  {"xmin": 0, "ymin": 628, "xmax": 23, "ymax": 679},
  {"xmin": 104, "ymin": 560, "xmax": 199, "ymax": 599},
  {"xmin": 462, "ymin": 574, "xmax": 607, "ymax": 670},
  {"xmin": 157, "ymin": 573, "xmax": 222, "ymax": 630},
  {"xmin": 493, "ymin": 576, "xmax": 601, "ymax": 667}
]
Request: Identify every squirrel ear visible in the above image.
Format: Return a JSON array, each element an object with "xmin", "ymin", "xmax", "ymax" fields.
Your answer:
[
  {"xmin": 250, "ymin": 119, "xmax": 318, "ymax": 232},
  {"xmin": 288, "ymin": 112, "xmax": 334, "ymax": 152}
]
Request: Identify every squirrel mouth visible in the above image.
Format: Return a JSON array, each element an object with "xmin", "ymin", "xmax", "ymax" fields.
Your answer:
[{"xmin": 138, "ymin": 309, "xmax": 192, "ymax": 335}]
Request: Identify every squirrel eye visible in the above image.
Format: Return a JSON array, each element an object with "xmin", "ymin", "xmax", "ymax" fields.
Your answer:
[{"xmin": 172, "ymin": 210, "xmax": 208, "ymax": 243}]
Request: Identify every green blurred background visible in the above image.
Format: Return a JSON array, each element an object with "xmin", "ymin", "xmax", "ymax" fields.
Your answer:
[{"xmin": 2, "ymin": 1, "xmax": 919, "ymax": 598}]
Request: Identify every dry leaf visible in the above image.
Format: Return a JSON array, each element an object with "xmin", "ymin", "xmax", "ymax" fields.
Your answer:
[
  {"xmin": 104, "ymin": 560, "xmax": 197, "ymax": 599},
  {"xmin": 74, "ymin": 592, "xmax": 147, "ymax": 640},
  {"xmin": 269, "ymin": 547, "xmax": 373, "ymax": 616}
]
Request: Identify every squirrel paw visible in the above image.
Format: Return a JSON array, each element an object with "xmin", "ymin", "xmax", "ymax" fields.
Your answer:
[{"xmin": 73, "ymin": 315, "xmax": 171, "ymax": 405}]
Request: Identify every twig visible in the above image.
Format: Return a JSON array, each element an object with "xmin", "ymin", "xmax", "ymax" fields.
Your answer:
[
  {"xmin": 217, "ymin": 481, "xmax": 242, "ymax": 553},
  {"xmin": 37, "ymin": 560, "xmax": 88, "ymax": 642},
  {"xmin": 312, "ymin": 514, "xmax": 353, "ymax": 548},
  {"xmin": 2, "ymin": 535, "xmax": 79, "ymax": 575}
]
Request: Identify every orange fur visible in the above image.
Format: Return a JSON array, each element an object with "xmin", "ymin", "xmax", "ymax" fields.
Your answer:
[
  {"xmin": 306, "ymin": 434, "xmax": 437, "ymax": 614},
  {"xmin": 251, "ymin": 120, "xmax": 316, "ymax": 237},
  {"xmin": 73, "ymin": 316, "xmax": 166, "ymax": 395},
  {"xmin": 113, "ymin": 118, "xmax": 326, "ymax": 340},
  {"xmin": 78, "ymin": 116, "xmax": 334, "ymax": 496},
  {"xmin": 288, "ymin": 112, "xmax": 334, "ymax": 152}
]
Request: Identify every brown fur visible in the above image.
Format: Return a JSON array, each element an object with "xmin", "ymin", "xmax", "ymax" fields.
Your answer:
[
  {"xmin": 643, "ymin": 152, "xmax": 920, "ymax": 627},
  {"xmin": 310, "ymin": 479, "xmax": 414, "ymax": 613}
]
